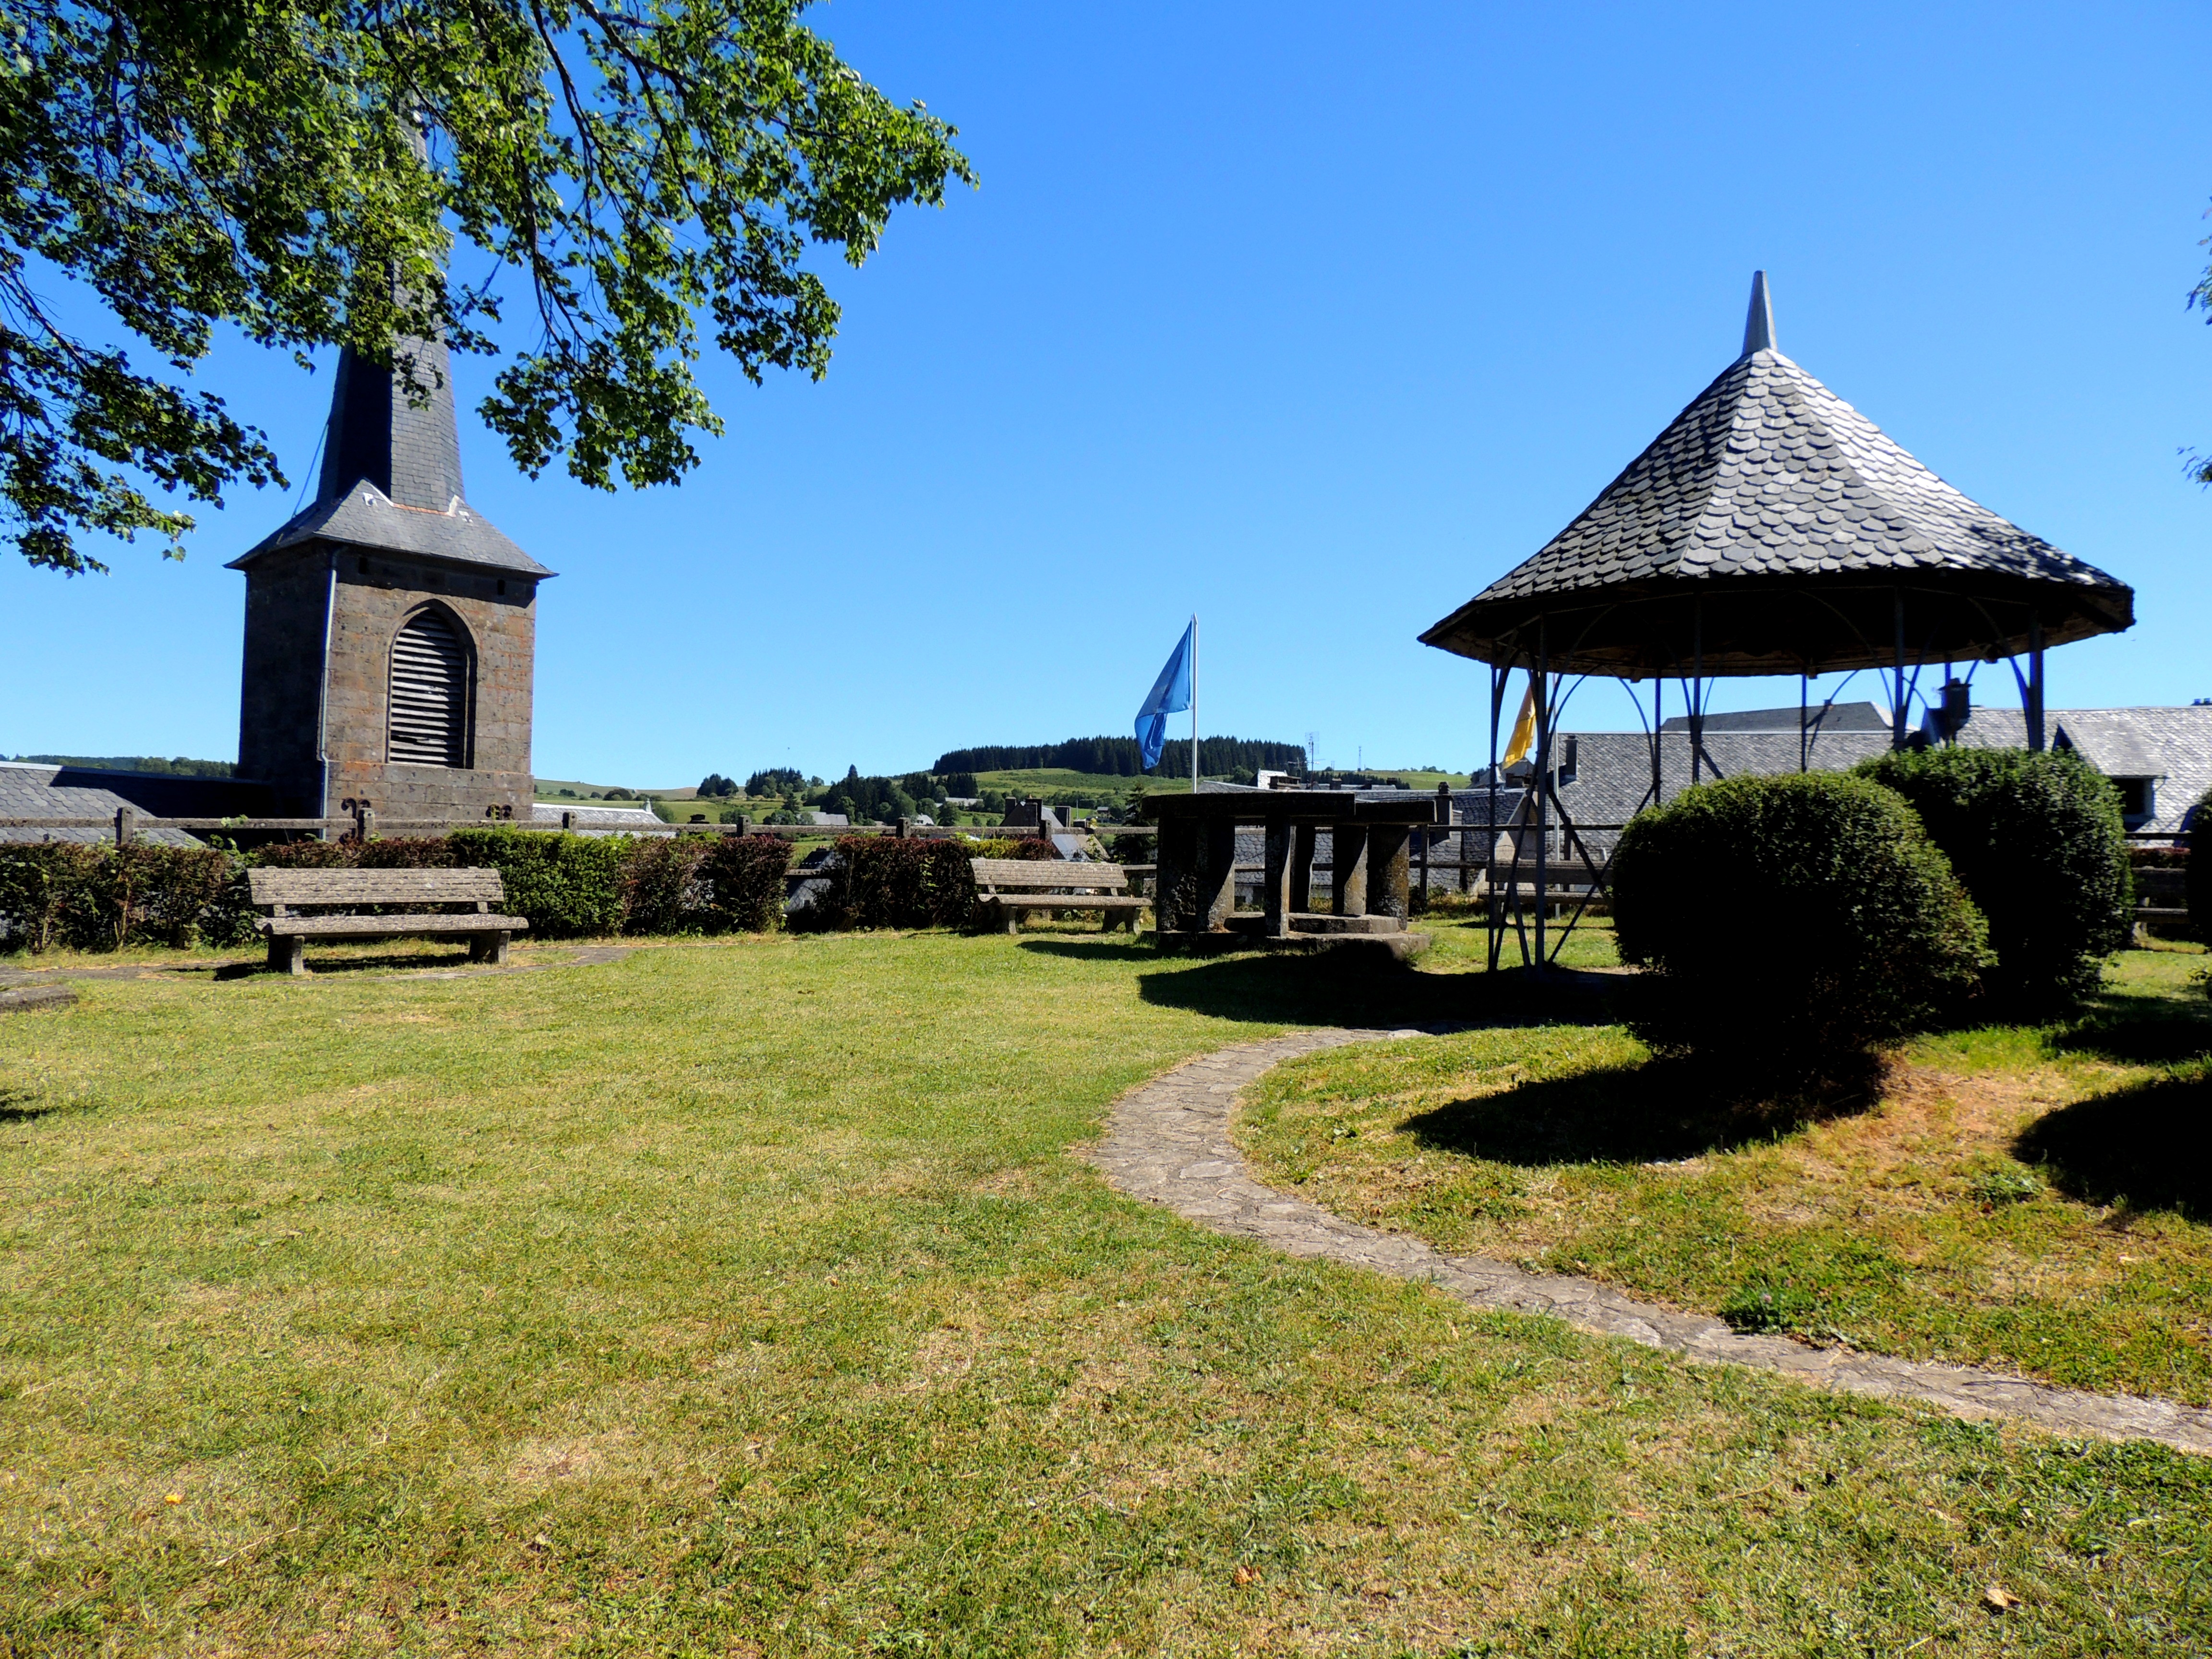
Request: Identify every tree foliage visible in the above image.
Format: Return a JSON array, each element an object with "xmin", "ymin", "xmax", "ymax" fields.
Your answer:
[
  {"xmin": 933, "ymin": 735, "xmax": 1306, "ymax": 778},
  {"xmin": 2, "ymin": 0, "xmax": 974, "ymax": 571}
]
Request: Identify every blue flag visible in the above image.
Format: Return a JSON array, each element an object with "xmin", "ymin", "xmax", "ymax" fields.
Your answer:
[{"xmin": 1134, "ymin": 621, "xmax": 1194, "ymax": 770}]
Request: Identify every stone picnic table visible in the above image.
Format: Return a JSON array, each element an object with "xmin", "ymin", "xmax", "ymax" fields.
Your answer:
[{"xmin": 1140, "ymin": 789, "xmax": 1446, "ymax": 952}]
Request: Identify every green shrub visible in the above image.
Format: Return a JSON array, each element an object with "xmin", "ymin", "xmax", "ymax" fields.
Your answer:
[
  {"xmin": 698, "ymin": 835, "xmax": 792, "ymax": 933},
  {"xmin": 0, "ymin": 843, "xmax": 101, "ymax": 952},
  {"xmin": 445, "ymin": 828, "xmax": 630, "ymax": 938},
  {"xmin": 1611, "ymin": 772, "xmax": 1989, "ymax": 1075},
  {"xmin": 0, "ymin": 842, "xmax": 238, "ymax": 952},
  {"xmin": 620, "ymin": 835, "xmax": 712, "ymax": 936},
  {"xmin": 1855, "ymin": 746, "xmax": 2132, "ymax": 1013},
  {"xmin": 837, "ymin": 836, "xmax": 977, "ymax": 929}
]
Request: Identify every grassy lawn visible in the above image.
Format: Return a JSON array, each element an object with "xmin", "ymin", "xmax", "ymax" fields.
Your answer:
[
  {"xmin": 1, "ymin": 928, "xmax": 2209, "ymax": 1655},
  {"xmin": 1240, "ymin": 935, "xmax": 2212, "ymax": 1413}
]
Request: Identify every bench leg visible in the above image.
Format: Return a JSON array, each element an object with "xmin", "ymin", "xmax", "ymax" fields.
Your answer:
[
  {"xmin": 469, "ymin": 931, "xmax": 511, "ymax": 966},
  {"xmin": 267, "ymin": 936, "xmax": 306, "ymax": 976},
  {"xmin": 1002, "ymin": 904, "xmax": 1021, "ymax": 936}
]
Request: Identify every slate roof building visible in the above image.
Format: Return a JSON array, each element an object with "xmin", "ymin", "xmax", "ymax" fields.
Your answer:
[
  {"xmin": 1938, "ymin": 703, "xmax": 2212, "ymax": 839},
  {"xmin": 228, "ymin": 333, "xmax": 553, "ymax": 821},
  {"xmin": 0, "ymin": 761, "xmax": 273, "ymax": 846}
]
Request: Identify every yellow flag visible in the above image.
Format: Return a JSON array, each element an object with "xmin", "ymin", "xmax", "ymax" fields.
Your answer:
[{"xmin": 1501, "ymin": 678, "xmax": 1538, "ymax": 766}]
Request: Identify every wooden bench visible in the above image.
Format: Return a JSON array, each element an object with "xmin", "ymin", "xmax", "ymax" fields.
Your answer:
[
  {"xmin": 248, "ymin": 868, "xmax": 530, "ymax": 975},
  {"xmin": 970, "ymin": 858, "xmax": 1148, "ymax": 934}
]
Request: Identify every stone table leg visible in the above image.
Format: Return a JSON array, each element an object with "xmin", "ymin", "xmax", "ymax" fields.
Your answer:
[
  {"xmin": 1333, "ymin": 823, "xmax": 1369, "ymax": 918},
  {"xmin": 1155, "ymin": 817, "xmax": 1197, "ymax": 933},
  {"xmin": 1195, "ymin": 817, "xmax": 1237, "ymax": 931},
  {"xmin": 1368, "ymin": 825, "xmax": 1411, "ymax": 926},
  {"xmin": 1262, "ymin": 816, "xmax": 1295, "ymax": 938},
  {"xmin": 1289, "ymin": 823, "xmax": 1316, "ymax": 914}
]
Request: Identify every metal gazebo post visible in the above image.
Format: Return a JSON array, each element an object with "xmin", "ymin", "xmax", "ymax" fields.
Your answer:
[{"xmin": 1532, "ymin": 619, "xmax": 1549, "ymax": 974}]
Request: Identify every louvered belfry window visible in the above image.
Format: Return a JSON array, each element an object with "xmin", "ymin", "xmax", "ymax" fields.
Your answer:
[{"xmin": 388, "ymin": 609, "xmax": 471, "ymax": 767}]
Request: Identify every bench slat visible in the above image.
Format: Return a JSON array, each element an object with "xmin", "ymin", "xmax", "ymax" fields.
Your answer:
[
  {"xmin": 970, "ymin": 858, "xmax": 1128, "ymax": 892},
  {"xmin": 248, "ymin": 868, "xmax": 507, "ymax": 906},
  {"xmin": 991, "ymin": 895, "xmax": 1146, "ymax": 911},
  {"xmin": 258, "ymin": 914, "xmax": 529, "ymax": 938}
]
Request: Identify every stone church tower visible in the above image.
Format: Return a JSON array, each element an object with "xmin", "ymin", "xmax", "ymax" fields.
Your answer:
[{"xmin": 230, "ymin": 337, "xmax": 553, "ymax": 820}]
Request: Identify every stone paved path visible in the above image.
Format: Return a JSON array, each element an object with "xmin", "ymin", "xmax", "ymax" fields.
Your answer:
[{"xmin": 1091, "ymin": 1028, "xmax": 2212, "ymax": 1456}]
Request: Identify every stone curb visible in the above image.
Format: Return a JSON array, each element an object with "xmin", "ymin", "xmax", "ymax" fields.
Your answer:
[{"xmin": 1090, "ymin": 1028, "xmax": 2212, "ymax": 1457}]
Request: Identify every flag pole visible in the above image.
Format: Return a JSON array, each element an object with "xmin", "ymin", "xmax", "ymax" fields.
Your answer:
[{"xmin": 1190, "ymin": 613, "xmax": 1199, "ymax": 794}]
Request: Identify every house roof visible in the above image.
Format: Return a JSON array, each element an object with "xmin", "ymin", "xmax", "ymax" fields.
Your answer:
[
  {"xmin": 1659, "ymin": 699, "xmax": 1890, "ymax": 734},
  {"xmin": 0, "ymin": 762, "xmax": 272, "ymax": 846},
  {"xmin": 1543, "ymin": 729, "xmax": 1895, "ymax": 832},
  {"xmin": 229, "ymin": 338, "xmax": 552, "ymax": 578},
  {"xmin": 1948, "ymin": 705, "xmax": 2212, "ymax": 835},
  {"xmin": 1421, "ymin": 274, "xmax": 2131, "ymax": 676}
]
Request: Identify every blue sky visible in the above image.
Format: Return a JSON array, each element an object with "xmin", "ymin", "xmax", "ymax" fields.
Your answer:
[{"xmin": 6, "ymin": 0, "xmax": 2207, "ymax": 783}]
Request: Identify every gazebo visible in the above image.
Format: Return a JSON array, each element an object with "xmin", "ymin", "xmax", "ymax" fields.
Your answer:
[{"xmin": 1420, "ymin": 273, "xmax": 2133, "ymax": 966}]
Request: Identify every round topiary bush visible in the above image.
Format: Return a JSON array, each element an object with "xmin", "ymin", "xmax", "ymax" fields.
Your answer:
[
  {"xmin": 1610, "ymin": 771, "xmax": 1989, "ymax": 1078},
  {"xmin": 1855, "ymin": 746, "xmax": 2132, "ymax": 1014}
]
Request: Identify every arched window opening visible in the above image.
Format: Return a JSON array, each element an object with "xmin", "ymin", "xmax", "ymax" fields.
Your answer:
[{"xmin": 388, "ymin": 609, "xmax": 471, "ymax": 767}]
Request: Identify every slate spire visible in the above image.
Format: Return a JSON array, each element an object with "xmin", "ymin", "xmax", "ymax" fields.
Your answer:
[
  {"xmin": 1741, "ymin": 269, "xmax": 1776, "ymax": 358},
  {"xmin": 316, "ymin": 335, "xmax": 467, "ymax": 512}
]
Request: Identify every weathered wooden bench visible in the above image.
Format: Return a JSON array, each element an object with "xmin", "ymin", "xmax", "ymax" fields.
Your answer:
[
  {"xmin": 970, "ymin": 858, "xmax": 1147, "ymax": 934},
  {"xmin": 248, "ymin": 867, "xmax": 529, "ymax": 975}
]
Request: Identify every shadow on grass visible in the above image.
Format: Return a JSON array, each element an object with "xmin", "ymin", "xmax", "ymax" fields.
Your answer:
[
  {"xmin": 0, "ymin": 1088, "xmax": 64, "ymax": 1125},
  {"xmin": 1018, "ymin": 939, "xmax": 1622, "ymax": 1030},
  {"xmin": 2015, "ymin": 1070, "xmax": 2212, "ymax": 1219},
  {"xmin": 2045, "ymin": 988, "xmax": 2212, "ymax": 1067},
  {"xmin": 1402, "ymin": 1052, "xmax": 1887, "ymax": 1167},
  {"xmin": 235, "ymin": 949, "xmax": 481, "ymax": 980}
]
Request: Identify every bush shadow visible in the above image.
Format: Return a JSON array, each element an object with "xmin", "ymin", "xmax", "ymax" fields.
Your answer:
[
  {"xmin": 2045, "ymin": 989, "xmax": 2212, "ymax": 1067},
  {"xmin": 1403, "ymin": 1052, "xmax": 1886, "ymax": 1167},
  {"xmin": 2014, "ymin": 1070, "xmax": 2212, "ymax": 1219},
  {"xmin": 1018, "ymin": 938, "xmax": 1626, "ymax": 1031}
]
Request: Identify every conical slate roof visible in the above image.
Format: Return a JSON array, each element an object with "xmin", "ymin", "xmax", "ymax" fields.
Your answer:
[
  {"xmin": 230, "ymin": 336, "xmax": 551, "ymax": 577},
  {"xmin": 1421, "ymin": 274, "xmax": 2131, "ymax": 676}
]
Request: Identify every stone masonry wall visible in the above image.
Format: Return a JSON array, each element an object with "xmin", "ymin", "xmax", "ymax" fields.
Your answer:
[
  {"xmin": 236, "ymin": 546, "xmax": 334, "ymax": 816},
  {"xmin": 323, "ymin": 548, "xmax": 538, "ymax": 820}
]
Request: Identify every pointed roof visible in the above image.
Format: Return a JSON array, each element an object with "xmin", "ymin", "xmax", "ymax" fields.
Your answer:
[
  {"xmin": 1420, "ymin": 274, "xmax": 2130, "ymax": 676},
  {"xmin": 229, "ymin": 336, "xmax": 552, "ymax": 577}
]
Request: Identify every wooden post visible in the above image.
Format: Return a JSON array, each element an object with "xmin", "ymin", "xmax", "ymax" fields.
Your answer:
[
  {"xmin": 1333, "ymin": 823, "xmax": 1369, "ymax": 917},
  {"xmin": 896, "ymin": 817, "xmax": 912, "ymax": 839},
  {"xmin": 113, "ymin": 806, "xmax": 135, "ymax": 848},
  {"xmin": 355, "ymin": 805, "xmax": 374, "ymax": 843},
  {"xmin": 561, "ymin": 810, "xmax": 575, "ymax": 830},
  {"xmin": 732, "ymin": 814, "xmax": 749, "ymax": 837},
  {"xmin": 1262, "ymin": 815, "xmax": 1295, "ymax": 938},
  {"xmin": 1289, "ymin": 823, "xmax": 1316, "ymax": 914},
  {"xmin": 1368, "ymin": 824, "xmax": 1411, "ymax": 925}
]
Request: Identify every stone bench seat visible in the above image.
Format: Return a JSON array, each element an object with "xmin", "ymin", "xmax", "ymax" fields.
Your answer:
[
  {"xmin": 247, "ymin": 867, "xmax": 529, "ymax": 974},
  {"xmin": 971, "ymin": 858, "xmax": 1145, "ymax": 934},
  {"xmin": 259, "ymin": 912, "xmax": 532, "ymax": 938}
]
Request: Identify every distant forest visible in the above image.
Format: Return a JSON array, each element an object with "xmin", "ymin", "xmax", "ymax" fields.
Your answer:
[
  {"xmin": 933, "ymin": 735, "xmax": 1305, "ymax": 777},
  {"xmin": 6, "ymin": 754, "xmax": 234, "ymax": 777}
]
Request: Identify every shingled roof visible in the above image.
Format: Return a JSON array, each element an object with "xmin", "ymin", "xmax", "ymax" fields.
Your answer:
[
  {"xmin": 229, "ymin": 335, "xmax": 551, "ymax": 577},
  {"xmin": 1421, "ymin": 274, "xmax": 2131, "ymax": 676}
]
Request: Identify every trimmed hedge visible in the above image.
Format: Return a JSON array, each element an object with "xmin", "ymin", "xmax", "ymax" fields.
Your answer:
[
  {"xmin": 794, "ymin": 837, "xmax": 980, "ymax": 932},
  {"xmin": 1611, "ymin": 772, "xmax": 1990, "ymax": 1074},
  {"xmin": 0, "ymin": 842, "xmax": 235, "ymax": 952},
  {"xmin": 0, "ymin": 830, "xmax": 796, "ymax": 953},
  {"xmin": 1855, "ymin": 747, "xmax": 2132, "ymax": 1013}
]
